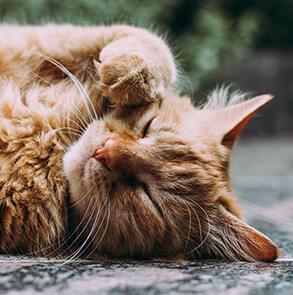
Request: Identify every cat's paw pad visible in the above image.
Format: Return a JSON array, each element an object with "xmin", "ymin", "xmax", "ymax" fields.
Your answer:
[{"xmin": 95, "ymin": 54, "xmax": 161, "ymax": 106}]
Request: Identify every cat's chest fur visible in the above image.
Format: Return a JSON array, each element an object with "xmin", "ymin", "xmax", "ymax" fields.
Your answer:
[
  {"xmin": 0, "ymin": 82, "xmax": 69, "ymax": 254},
  {"xmin": 0, "ymin": 25, "xmax": 139, "ymax": 255},
  {"xmin": 0, "ymin": 30, "xmax": 96, "ymax": 252}
]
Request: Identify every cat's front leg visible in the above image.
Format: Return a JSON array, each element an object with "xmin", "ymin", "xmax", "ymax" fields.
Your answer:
[{"xmin": 96, "ymin": 29, "xmax": 177, "ymax": 106}]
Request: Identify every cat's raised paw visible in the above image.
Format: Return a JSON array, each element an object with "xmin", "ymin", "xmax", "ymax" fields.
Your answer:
[{"xmin": 95, "ymin": 53, "xmax": 161, "ymax": 106}]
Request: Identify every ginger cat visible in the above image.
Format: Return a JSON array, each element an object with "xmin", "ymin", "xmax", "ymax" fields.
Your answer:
[{"xmin": 0, "ymin": 24, "xmax": 279, "ymax": 261}]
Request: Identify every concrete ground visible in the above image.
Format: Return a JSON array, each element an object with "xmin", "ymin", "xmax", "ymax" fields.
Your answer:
[{"xmin": 0, "ymin": 138, "xmax": 292, "ymax": 295}]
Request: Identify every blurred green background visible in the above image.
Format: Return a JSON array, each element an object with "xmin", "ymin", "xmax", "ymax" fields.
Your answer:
[{"xmin": 0, "ymin": 0, "xmax": 292, "ymax": 136}]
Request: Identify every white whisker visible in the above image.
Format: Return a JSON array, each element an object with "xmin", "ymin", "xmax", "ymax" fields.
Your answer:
[{"xmin": 40, "ymin": 54, "xmax": 99, "ymax": 124}]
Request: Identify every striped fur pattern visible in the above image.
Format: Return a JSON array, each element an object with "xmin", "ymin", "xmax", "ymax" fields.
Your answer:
[{"xmin": 0, "ymin": 24, "xmax": 278, "ymax": 261}]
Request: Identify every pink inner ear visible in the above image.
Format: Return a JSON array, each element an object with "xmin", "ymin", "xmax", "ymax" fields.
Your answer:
[
  {"xmin": 211, "ymin": 94, "xmax": 273, "ymax": 148},
  {"xmin": 222, "ymin": 110, "xmax": 258, "ymax": 148}
]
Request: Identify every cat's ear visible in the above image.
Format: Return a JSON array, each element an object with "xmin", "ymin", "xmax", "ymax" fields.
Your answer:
[
  {"xmin": 211, "ymin": 95, "xmax": 273, "ymax": 148},
  {"xmin": 213, "ymin": 206, "xmax": 280, "ymax": 261}
]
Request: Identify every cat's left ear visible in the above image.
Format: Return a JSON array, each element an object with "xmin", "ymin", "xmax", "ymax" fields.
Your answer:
[
  {"xmin": 212, "ymin": 95, "xmax": 273, "ymax": 148},
  {"xmin": 212, "ymin": 205, "xmax": 280, "ymax": 261}
]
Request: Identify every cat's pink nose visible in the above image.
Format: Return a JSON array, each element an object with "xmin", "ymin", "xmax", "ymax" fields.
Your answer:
[{"xmin": 93, "ymin": 139, "xmax": 115, "ymax": 170}]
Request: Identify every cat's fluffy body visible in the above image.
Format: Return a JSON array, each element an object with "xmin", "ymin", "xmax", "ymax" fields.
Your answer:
[
  {"xmin": 0, "ymin": 24, "xmax": 279, "ymax": 261},
  {"xmin": 0, "ymin": 24, "xmax": 175, "ymax": 254}
]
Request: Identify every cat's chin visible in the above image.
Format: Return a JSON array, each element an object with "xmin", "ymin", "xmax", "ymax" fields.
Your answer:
[{"xmin": 65, "ymin": 156, "xmax": 168, "ymax": 258}]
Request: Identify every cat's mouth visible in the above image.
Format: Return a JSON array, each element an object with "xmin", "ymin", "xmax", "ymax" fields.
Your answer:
[
  {"xmin": 84, "ymin": 150, "xmax": 164, "ymax": 221},
  {"xmin": 84, "ymin": 157, "xmax": 110, "ymax": 182},
  {"xmin": 93, "ymin": 163, "xmax": 163, "ymax": 218}
]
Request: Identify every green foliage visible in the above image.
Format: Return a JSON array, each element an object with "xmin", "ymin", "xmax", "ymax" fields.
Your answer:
[
  {"xmin": 173, "ymin": 4, "xmax": 259, "ymax": 94},
  {"xmin": 0, "ymin": 0, "xmax": 167, "ymax": 25}
]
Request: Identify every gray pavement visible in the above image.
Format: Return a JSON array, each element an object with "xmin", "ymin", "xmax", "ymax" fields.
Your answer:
[{"xmin": 0, "ymin": 138, "xmax": 292, "ymax": 295}]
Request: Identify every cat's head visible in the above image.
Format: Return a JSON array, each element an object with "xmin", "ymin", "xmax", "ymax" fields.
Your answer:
[{"xmin": 63, "ymin": 90, "xmax": 279, "ymax": 261}]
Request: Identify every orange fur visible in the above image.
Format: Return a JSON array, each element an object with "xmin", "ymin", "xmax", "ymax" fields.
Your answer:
[
  {"xmin": 0, "ymin": 24, "xmax": 279, "ymax": 261},
  {"xmin": 64, "ymin": 92, "xmax": 279, "ymax": 261},
  {"xmin": 0, "ymin": 24, "xmax": 175, "ymax": 255}
]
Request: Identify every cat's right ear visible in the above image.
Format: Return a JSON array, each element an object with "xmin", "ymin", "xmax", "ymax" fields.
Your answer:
[
  {"xmin": 212, "ymin": 205, "xmax": 280, "ymax": 262},
  {"xmin": 202, "ymin": 95, "xmax": 273, "ymax": 149}
]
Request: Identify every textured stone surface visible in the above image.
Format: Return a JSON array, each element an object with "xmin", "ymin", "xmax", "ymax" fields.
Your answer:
[{"xmin": 0, "ymin": 138, "xmax": 292, "ymax": 295}]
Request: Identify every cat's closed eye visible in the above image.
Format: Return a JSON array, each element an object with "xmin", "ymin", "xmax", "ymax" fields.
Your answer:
[
  {"xmin": 64, "ymin": 90, "xmax": 279, "ymax": 262},
  {"xmin": 101, "ymin": 96, "xmax": 116, "ymax": 113},
  {"xmin": 142, "ymin": 117, "xmax": 156, "ymax": 138}
]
